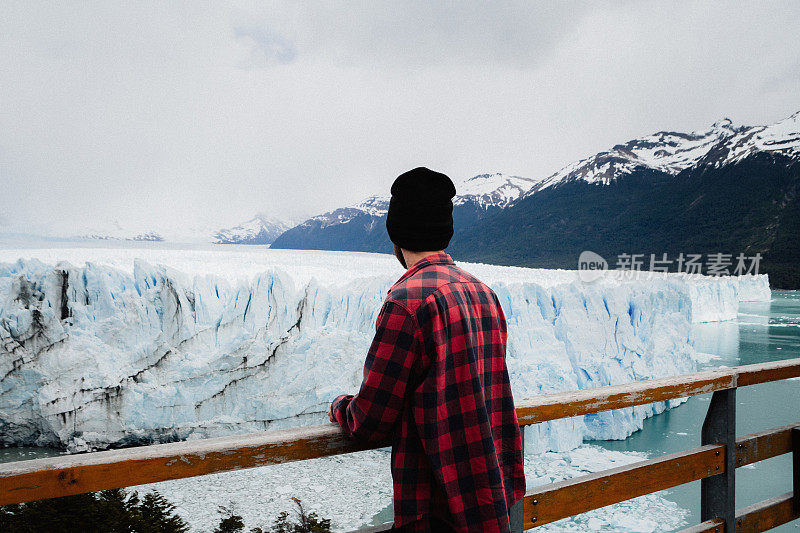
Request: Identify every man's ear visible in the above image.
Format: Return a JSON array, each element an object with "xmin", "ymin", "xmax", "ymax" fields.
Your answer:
[{"xmin": 393, "ymin": 244, "xmax": 407, "ymax": 269}]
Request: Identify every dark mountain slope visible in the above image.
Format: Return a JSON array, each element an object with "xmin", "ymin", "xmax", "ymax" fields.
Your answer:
[
  {"xmin": 449, "ymin": 153, "xmax": 800, "ymax": 288},
  {"xmin": 271, "ymin": 202, "xmax": 504, "ymax": 254},
  {"xmin": 272, "ymin": 211, "xmax": 393, "ymax": 253}
]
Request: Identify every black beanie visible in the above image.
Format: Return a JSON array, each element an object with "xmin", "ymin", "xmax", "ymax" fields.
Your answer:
[{"xmin": 386, "ymin": 167, "xmax": 456, "ymax": 252}]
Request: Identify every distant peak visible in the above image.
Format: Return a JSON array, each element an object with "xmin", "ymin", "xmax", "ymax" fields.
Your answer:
[
  {"xmin": 454, "ymin": 172, "xmax": 539, "ymax": 208},
  {"xmin": 357, "ymin": 195, "xmax": 389, "ymax": 207},
  {"xmin": 463, "ymin": 172, "xmax": 537, "ymax": 183},
  {"xmin": 711, "ymin": 118, "xmax": 734, "ymax": 130},
  {"xmin": 466, "ymin": 172, "xmax": 502, "ymax": 181}
]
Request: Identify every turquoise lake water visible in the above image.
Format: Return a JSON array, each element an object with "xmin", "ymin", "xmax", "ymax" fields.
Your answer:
[{"xmin": 598, "ymin": 290, "xmax": 800, "ymax": 531}]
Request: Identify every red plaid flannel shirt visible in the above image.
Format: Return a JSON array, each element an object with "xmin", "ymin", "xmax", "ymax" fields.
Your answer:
[{"xmin": 331, "ymin": 253, "xmax": 525, "ymax": 532}]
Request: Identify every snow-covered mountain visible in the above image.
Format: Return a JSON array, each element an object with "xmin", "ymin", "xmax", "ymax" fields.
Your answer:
[
  {"xmin": 32, "ymin": 219, "xmax": 173, "ymax": 243},
  {"xmin": 304, "ymin": 196, "xmax": 390, "ymax": 230},
  {"xmin": 527, "ymin": 111, "xmax": 800, "ymax": 195},
  {"xmin": 696, "ymin": 110, "xmax": 800, "ymax": 168},
  {"xmin": 272, "ymin": 110, "xmax": 800, "ymax": 255},
  {"xmin": 450, "ymin": 110, "xmax": 800, "ymax": 288},
  {"xmin": 270, "ymin": 173, "xmax": 540, "ymax": 252},
  {"xmin": 0, "ymin": 215, "xmax": 295, "ymax": 246},
  {"xmin": 308, "ymin": 173, "xmax": 538, "ymax": 227},
  {"xmin": 454, "ymin": 173, "xmax": 542, "ymax": 208},
  {"xmin": 274, "ymin": 112, "xmax": 800, "ymax": 256},
  {"xmin": 214, "ymin": 214, "xmax": 293, "ymax": 245}
]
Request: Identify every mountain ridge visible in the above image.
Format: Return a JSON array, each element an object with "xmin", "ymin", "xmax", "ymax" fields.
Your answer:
[
  {"xmin": 270, "ymin": 173, "xmax": 540, "ymax": 252},
  {"xmin": 449, "ymin": 150, "xmax": 800, "ymax": 288},
  {"xmin": 213, "ymin": 214, "xmax": 293, "ymax": 245},
  {"xmin": 523, "ymin": 112, "xmax": 800, "ymax": 197},
  {"xmin": 0, "ymin": 213, "xmax": 296, "ymax": 246},
  {"xmin": 272, "ymin": 111, "xmax": 800, "ymax": 287}
]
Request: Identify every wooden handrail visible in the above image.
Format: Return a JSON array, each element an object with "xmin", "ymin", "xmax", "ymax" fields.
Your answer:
[
  {"xmin": 735, "ymin": 423, "xmax": 800, "ymax": 468},
  {"xmin": 1, "ymin": 357, "xmax": 798, "ymax": 516},
  {"xmin": 515, "ymin": 358, "xmax": 800, "ymax": 425},
  {"xmin": 0, "ymin": 425, "xmax": 372, "ymax": 506},
  {"xmin": 519, "ymin": 423, "xmax": 800, "ymax": 530},
  {"xmin": 734, "ymin": 492, "xmax": 799, "ymax": 532},
  {"xmin": 686, "ymin": 492, "xmax": 800, "ymax": 533},
  {"xmin": 680, "ymin": 518, "xmax": 725, "ymax": 533},
  {"xmin": 523, "ymin": 444, "xmax": 726, "ymax": 527}
]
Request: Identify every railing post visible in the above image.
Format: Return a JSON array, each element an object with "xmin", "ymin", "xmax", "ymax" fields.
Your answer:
[
  {"xmin": 701, "ymin": 388, "xmax": 736, "ymax": 529},
  {"xmin": 509, "ymin": 427, "xmax": 525, "ymax": 532},
  {"xmin": 793, "ymin": 427, "xmax": 800, "ymax": 514}
]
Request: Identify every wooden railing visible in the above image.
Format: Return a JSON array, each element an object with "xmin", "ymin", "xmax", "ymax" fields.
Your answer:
[{"xmin": 1, "ymin": 358, "xmax": 799, "ymax": 532}]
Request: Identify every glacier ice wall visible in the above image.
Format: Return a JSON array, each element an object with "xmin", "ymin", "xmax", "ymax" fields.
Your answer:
[
  {"xmin": 0, "ymin": 256, "xmax": 769, "ymax": 451},
  {"xmin": 683, "ymin": 274, "xmax": 770, "ymax": 322}
]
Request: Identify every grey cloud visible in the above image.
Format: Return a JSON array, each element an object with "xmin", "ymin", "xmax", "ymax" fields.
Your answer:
[
  {"xmin": 0, "ymin": 1, "xmax": 798, "ymax": 237},
  {"xmin": 255, "ymin": 2, "xmax": 593, "ymax": 69}
]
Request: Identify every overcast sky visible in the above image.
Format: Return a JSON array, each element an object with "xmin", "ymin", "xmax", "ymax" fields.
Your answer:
[{"xmin": 1, "ymin": 1, "xmax": 799, "ymax": 234}]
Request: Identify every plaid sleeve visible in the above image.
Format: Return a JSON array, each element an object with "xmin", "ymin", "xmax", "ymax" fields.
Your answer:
[{"xmin": 331, "ymin": 300, "xmax": 419, "ymax": 442}]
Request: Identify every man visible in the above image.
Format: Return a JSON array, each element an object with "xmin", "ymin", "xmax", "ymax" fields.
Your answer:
[{"xmin": 328, "ymin": 167, "xmax": 525, "ymax": 532}]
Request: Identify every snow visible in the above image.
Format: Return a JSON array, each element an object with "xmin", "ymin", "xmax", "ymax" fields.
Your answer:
[
  {"xmin": 0, "ymin": 217, "xmax": 228, "ymax": 245},
  {"xmin": 213, "ymin": 214, "xmax": 293, "ymax": 244},
  {"xmin": 305, "ymin": 196, "xmax": 390, "ymax": 229},
  {"xmin": 527, "ymin": 123, "xmax": 739, "ymax": 193},
  {"xmin": 705, "ymin": 110, "xmax": 800, "ymax": 167},
  {"xmin": 0, "ymin": 213, "xmax": 299, "ymax": 246},
  {"xmin": 0, "ymin": 246, "xmax": 769, "ymax": 452},
  {"xmin": 453, "ymin": 173, "xmax": 542, "ymax": 208},
  {"xmin": 526, "ymin": 110, "xmax": 800, "ymax": 195}
]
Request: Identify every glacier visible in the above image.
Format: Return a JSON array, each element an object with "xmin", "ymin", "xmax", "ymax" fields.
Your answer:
[{"xmin": 0, "ymin": 247, "xmax": 769, "ymax": 452}]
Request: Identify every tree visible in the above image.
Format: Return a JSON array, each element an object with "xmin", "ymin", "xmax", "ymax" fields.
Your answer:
[
  {"xmin": 271, "ymin": 498, "xmax": 331, "ymax": 533},
  {"xmin": 214, "ymin": 506, "xmax": 245, "ymax": 533},
  {"xmin": 0, "ymin": 489, "xmax": 188, "ymax": 533},
  {"xmin": 135, "ymin": 492, "xmax": 189, "ymax": 533}
]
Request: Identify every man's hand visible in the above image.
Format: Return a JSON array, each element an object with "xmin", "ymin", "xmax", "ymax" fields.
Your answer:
[{"xmin": 328, "ymin": 400, "xmax": 336, "ymax": 423}]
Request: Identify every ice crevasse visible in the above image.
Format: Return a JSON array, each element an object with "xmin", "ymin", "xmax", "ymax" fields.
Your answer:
[{"xmin": 0, "ymin": 254, "xmax": 770, "ymax": 451}]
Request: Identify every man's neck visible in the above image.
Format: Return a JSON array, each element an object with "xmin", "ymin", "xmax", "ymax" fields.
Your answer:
[{"xmin": 402, "ymin": 250, "xmax": 445, "ymax": 269}]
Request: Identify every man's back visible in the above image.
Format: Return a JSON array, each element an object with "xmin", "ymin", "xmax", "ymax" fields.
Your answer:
[{"xmin": 332, "ymin": 253, "xmax": 525, "ymax": 532}]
